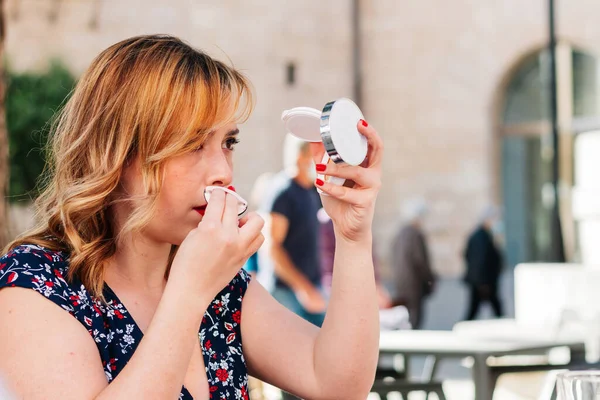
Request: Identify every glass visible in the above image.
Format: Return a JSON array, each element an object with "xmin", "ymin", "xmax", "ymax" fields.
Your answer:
[
  {"xmin": 572, "ymin": 51, "xmax": 600, "ymax": 118},
  {"xmin": 502, "ymin": 136, "xmax": 553, "ymax": 266},
  {"xmin": 558, "ymin": 371, "xmax": 600, "ymax": 400},
  {"xmin": 500, "ymin": 47, "xmax": 600, "ymax": 266},
  {"xmin": 503, "ymin": 51, "xmax": 550, "ymax": 125},
  {"xmin": 503, "ymin": 49, "xmax": 600, "ymax": 124}
]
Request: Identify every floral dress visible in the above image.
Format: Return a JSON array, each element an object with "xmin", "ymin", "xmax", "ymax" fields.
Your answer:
[{"xmin": 0, "ymin": 244, "xmax": 251, "ymax": 400}]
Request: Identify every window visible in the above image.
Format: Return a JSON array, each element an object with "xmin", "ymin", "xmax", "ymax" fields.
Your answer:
[{"xmin": 286, "ymin": 62, "xmax": 296, "ymax": 86}]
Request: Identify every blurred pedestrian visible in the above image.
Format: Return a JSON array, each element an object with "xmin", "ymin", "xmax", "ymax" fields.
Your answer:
[
  {"xmin": 269, "ymin": 134, "xmax": 325, "ymax": 328},
  {"xmin": 463, "ymin": 205, "xmax": 504, "ymax": 320},
  {"xmin": 390, "ymin": 198, "xmax": 435, "ymax": 329}
]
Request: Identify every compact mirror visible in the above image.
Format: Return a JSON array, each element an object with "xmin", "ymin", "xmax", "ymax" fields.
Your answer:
[
  {"xmin": 281, "ymin": 98, "xmax": 368, "ymax": 191},
  {"xmin": 203, "ymin": 186, "xmax": 248, "ymax": 219}
]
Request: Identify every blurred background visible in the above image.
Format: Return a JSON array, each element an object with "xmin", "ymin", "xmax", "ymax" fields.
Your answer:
[
  {"xmin": 2, "ymin": 1, "xmax": 600, "ymax": 398},
  {"xmin": 3, "ymin": 0, "xmax": 600, "ymax": 324}
]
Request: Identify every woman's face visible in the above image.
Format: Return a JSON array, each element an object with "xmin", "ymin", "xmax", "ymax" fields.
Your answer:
[{"xmin": 121, "ymin": 123, "xmax": 240, "ymax": 245}]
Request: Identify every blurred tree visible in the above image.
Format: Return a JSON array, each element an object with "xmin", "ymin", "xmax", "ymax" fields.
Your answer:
[
  {"xmin": 0, "ymin": 0, "xmax": 8, "ymax": 249},
  {"xmin": 6, "ymin": 62, "xmax": 75, "ymax": 202}
]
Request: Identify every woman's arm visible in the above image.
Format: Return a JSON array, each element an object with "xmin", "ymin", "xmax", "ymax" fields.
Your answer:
[
  {"xmin": 243, "ymin": 120, "xmax": 383, "ymax": 399},
  {"xmin": 314, "ymin": 235, "xmax": 379, "ymax": 390},
  {"xmin": 242, "ymin": 238, "xmax": 378, "ymax": 400},
  {"xmin": 242, "ymin": 236, "xmax": 379, "ymax": 400},
  {"xmin": 0, "ymin": 284, "xmax": 210, "ymax": 400}
]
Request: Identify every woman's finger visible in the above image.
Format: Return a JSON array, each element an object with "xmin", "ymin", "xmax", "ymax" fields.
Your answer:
[
  {"xmin": 357, "ymin": 120, "xmax": 384, "ymax": 168},
  {"xmin": 238, "ymin": 212, "xmax": 265, "ymax": 245},
  {"xmin": 201, "ymin": 188, "xmax": 226, "ymax": 225},
  {"xmin": 238, "ymin": 214, "xmax": 250, "ymax": 228},
  {"xmin": 222, "ymin": 191, "xmax": 240, "ymax": 228},
  {"xmin": 244, "ymin": 233, "xmax": 265, "ymax": 261},
  {"xmin": 316, "ymin": 162, "xmax": 379, "ymax": 189},
  {"xmin": 316, "ymin": 179, "xmax": 376, "ymax": 207}
]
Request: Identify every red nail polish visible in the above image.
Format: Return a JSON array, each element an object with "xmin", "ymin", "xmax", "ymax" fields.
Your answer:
[
  {"xmin": 315, "ymin": 179, "xmax": 324, "ymax": 186},
  {"xmin": 228, "ymin": 185, "xmax": 236, "ymax": 191},
  {"xmin": 360, "ymin": 119, "xmax": 369, "ymax": 127},
  {"xmin": 316, "ymin": 164, "xmax": 327, "ymax": 172}
]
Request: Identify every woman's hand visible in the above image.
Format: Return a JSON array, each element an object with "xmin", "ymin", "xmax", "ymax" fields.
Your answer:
[
  {"xmin": 170, "ymin": 189, "xmax": 265, "ymax": 305},
  {"xmin": 311, "ymin": 120, "xmax": 383, "ymax": 243}
]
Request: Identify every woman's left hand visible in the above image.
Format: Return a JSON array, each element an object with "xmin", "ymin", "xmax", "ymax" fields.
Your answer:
[{"xmin": 310, "ymin": 120, "xmax": 383, "ymax": 243}]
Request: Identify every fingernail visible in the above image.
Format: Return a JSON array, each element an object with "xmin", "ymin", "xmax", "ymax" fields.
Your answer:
[
  {"xmin": 316, "ymin": 164, "xmax": 327, "ymax": 172},
  {"xmin": 360, "ymin": 119, "xmax": 369, "ymax": 127},
  {"xmin": 228, "ymin": 185, "xmax": 236, "ymax": 191},
  {"xmin": 315, "ymin": 179, "xmax": 324, "ymax": 186}
]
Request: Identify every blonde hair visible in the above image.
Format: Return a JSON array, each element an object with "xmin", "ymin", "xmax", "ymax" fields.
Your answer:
[{"xmin": 5, "ymin": 35, "xmax": 254, "ymax": 297}]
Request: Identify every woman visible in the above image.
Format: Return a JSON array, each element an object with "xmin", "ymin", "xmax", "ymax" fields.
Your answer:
[{"xmin": 0, "ymin": 35, "xmax": 383, "ymax": 399}]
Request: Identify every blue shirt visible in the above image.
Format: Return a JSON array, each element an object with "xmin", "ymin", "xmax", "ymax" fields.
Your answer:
[{"xmin": 271, "ymin": 179, "xmax": 321, "ymax": 289}]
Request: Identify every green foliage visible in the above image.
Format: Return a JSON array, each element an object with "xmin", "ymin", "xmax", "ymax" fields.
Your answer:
[{"xmin": 6, "ymin": 62, "xmax": 76, "ymax": 202}]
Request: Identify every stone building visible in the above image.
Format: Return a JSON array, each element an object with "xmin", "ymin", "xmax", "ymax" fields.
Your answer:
[{"xmin": 6, "ymin": 0, "xmax": 600, "ymax": 277}]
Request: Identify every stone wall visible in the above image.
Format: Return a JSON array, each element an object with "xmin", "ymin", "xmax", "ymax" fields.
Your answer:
[{"xmin": 5, "ymin": 0, "xmax": 600, "ymax": 277}]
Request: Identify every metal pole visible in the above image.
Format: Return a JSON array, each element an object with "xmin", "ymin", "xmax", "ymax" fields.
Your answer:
[
  {"xmin": 351, "ymin": 0, "xmax": 362, "ymax": 108},
  {"xmin": 548, "ymin": 0, "xmax": 566, "ymax": 262}
]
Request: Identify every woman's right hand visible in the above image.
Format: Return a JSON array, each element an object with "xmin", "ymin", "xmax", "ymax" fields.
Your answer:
[{"xmin": 170, "ymin": 189, "xmax": 265, "ymax": 305}]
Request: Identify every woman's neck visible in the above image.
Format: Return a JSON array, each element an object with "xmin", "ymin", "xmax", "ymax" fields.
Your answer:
[{"xmin": 104, "ymin": 233, "xmax": 172, "ymax": 294}]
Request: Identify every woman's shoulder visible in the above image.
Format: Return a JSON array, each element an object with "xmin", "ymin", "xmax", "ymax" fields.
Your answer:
[
  {"xmin": 1, "ymin": 243, "xmax": 70, "ymax": 280},
  {"xmin": 0, "ymin": 243, "xmax": 80, "ymax": 313},
  {"xmin": 2, "ymin": 242, "xmax": 68, "ymax": 263}
]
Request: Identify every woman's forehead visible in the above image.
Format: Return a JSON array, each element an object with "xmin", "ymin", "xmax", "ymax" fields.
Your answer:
[{"xmin": 212, "ymin": 123, "xmax": 239, "ymax": 136}]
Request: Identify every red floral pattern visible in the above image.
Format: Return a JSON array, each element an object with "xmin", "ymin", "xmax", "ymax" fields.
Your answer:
[{"xmin": 0, "ymin": 244, "xmax": 251, "ymax": 399}]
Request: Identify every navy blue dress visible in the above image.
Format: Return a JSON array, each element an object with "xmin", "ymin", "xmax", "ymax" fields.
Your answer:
[{"xmin": 0, "ymin": 244, "xmax": 251, "ymax": 400}]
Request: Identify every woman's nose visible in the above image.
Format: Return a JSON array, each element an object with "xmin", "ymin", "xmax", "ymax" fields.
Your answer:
[{"xmin": 205, "ymin": 150, "xmax": 233, "ymax": 186}]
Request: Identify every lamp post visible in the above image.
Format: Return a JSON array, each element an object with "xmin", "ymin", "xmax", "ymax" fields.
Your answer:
[{"xmin": 548, "ymin": 0, "xmax": 566, "ymax": 262}]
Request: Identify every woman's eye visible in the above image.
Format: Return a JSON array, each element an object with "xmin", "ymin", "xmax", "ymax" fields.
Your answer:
[{"xmin": 223, "ymin": 137, "xmax": 240, "ymax": 151}]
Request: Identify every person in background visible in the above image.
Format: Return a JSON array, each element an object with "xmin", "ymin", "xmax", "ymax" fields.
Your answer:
[
  {"xmin": 463, "ymin": 205, "xmax": 504, "ymax": 320},
  {"xmin": 255, "ymin": 170, "xmax": 292, "ymax": 292},
  {"xmin": 269, "ymin": 134, "xmax": 326, "ymax": 329},
  {"xmin": 390, "ymin": 198, "xmax": 436, "ymax": 329}
]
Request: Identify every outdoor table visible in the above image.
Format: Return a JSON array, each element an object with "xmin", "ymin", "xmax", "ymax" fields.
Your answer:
[
  {"xmin": 379, "ymin": 330, "xmax": 586, "ymax": 400},
  {"xmin": 452, "ymin": 318, "xmax": 584, "ymax": 342}
]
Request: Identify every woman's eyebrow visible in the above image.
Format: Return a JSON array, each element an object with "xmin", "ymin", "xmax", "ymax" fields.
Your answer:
[{"xmin": 226, "ymin": 129, "xmax": 240, "ymax": 137}]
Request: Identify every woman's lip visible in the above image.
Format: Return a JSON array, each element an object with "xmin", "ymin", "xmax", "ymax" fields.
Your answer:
[{"xmin": 193, "ymin": 206, "xmax": 206, "ymax": 216}]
